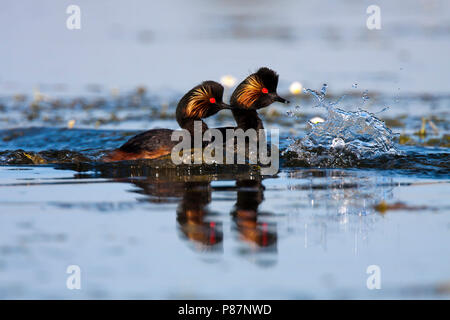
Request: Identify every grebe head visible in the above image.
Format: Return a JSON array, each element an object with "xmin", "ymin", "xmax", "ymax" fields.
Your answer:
[
  {"xmin": 176, "ymin": 81, "xmax": 231, "ymax": 127},
  {"xmin": 230, "ymin": 67, "xmax": 289, "ymax": 110}
]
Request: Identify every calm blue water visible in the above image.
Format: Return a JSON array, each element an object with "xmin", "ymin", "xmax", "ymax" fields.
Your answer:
[{"xmin": 0, "ymin": 0, "xmax": 449, "ymax": 299}]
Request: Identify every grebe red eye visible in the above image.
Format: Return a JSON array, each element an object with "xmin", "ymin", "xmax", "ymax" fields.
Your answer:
[
  {"xmin": 262, "ymin": 88, "xmax": 268, "ymax": 94},
  {"xmin": 209, "ymin": 97, "xmax": 216, "ymax": 104}
]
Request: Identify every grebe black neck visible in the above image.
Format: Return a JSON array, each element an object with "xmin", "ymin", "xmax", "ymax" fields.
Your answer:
[{"xmin": 231, "ymin": 108, "xmax": 264, "ymax": 131}]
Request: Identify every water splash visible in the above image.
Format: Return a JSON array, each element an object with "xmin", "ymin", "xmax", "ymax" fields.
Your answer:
[
  {"xmin": 284, "ymin": 86, "xmax": 400, "ymax": 167},
  {"xmin": 362, "ymin": 90, "xmax": 370, "ymax": 104},
  {"xmin": 286, "ymin": 105, "xmax": 302, "ymax": 118},
  {"xmin": 304, "ymin": 83, "xmax": 328, "ymax": 107}
]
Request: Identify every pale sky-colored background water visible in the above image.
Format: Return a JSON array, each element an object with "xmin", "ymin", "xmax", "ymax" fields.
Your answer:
[{"xmin": 1, "ymin": 0, "xmax": 450, "ymax": 96}]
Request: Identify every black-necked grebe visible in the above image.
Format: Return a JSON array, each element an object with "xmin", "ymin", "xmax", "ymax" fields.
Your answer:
[
  {"xmin": 103, "ymin": 81, "xmax": 230, "ymax": 161},
  {"xmin": 230, "ymin": 67, "xmax": 289, "ymax": 131},
  {"xmin": 213, "ymin": 67, "xmax": 289, "ymax": 136}
]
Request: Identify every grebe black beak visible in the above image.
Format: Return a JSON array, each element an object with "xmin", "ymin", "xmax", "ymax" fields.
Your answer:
[
  {"xmin": 220, "ymin": 102, "xmax": 233, "ymax": 110},
  {"xmin": 273, "ymin": 94, "xmax": 290, "ymax": 104}
]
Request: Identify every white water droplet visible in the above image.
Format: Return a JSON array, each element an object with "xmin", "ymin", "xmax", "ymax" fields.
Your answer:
[
  {"xmin": 331, "ymin": 137, "xmax": 345, "ymax": 149},
  {"xmin": 362, "ymin": 90, "xmax": 370, "ymax": 103}
]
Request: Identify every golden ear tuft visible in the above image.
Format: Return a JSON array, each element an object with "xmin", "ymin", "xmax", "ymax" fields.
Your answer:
[
  {"xmin": 186, "ymin": 86, "xmax": 212, "ymax": 118},
  {"xmin": 236, "ymin": 75, "xmax": 264, "ymax": 108}
]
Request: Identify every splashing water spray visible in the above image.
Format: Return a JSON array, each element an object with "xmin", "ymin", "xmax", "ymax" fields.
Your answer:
[{"xmin": 284, "ymin": 84, "xmax": 400, "ymax": 167}]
